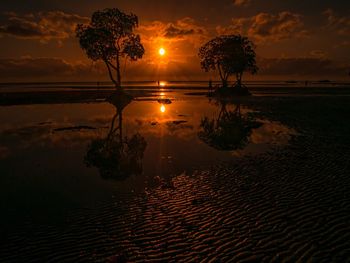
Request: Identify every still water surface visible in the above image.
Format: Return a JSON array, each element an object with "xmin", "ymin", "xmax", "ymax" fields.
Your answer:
[{"xmin": 0, "ymin": 91, "xmax": 294, "ymax": 226}]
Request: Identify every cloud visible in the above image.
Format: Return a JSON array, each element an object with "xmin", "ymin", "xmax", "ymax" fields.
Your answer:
[
  {"xmin": 136, "ymin": 17, "xmax": 209, "ymax": 67},
  {"xmin": 0, "ymin": 57, "xmax": 103, "ymax": 81},
  {"xmin": 0, "ymin": 55, "xmax": 348, "ymax": 82},
  {"xmin": 258, "ymin": 57, "xmax": 349, "ymax": 77},
  {"xmin": 124, "ymin": 55, "xmax": 207, "ymax": 81},
  {"xmin": 334, "ymin": 40, "xmax": 350, "ymax": 48},
  {"xmin": 139, "ymin": 17, "xmax": 207, "ymax": 44},
  {"xmin": 0, "ymin": 11, "xmax": 89, "ymax": 42},
  {"xmin": 0, "ymin": 56, "xmax": 207, "ymax": 82},
  {"xmin": 323, "ymin": 9, "xmax": 350, "ymax": 36},
  {"xmin": 0, "ymin": 146, "xmax": 10, "ymax": 159},
  {"xmin": 217, "ymin": 11, "xmax": 308, "ymax": 42},
  {"xmin": 233, "ymin": 0, "xmax": 251, "ymax": 7},
  {"xmin": 309, "ymin": 50, "xmax": 327, "ymax": 59},
  {"xmin": 164, "ymin": 24, "xmax": 196, "ymax": 38}
]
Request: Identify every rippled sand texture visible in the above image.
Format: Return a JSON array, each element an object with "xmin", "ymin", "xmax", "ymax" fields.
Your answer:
[{"xmin": 1, "ymin": 96, "xmax": 350, "ymax": 262}]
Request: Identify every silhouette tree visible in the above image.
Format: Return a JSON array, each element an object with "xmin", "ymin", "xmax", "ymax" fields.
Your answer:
[
  {"xmin": 85, "ymin": 93, "xmax": 147, "ymax": 180},
  {"xmin": 199, "ymin": 35, "xmax": 258, "ymax": 94},
  {"xmin": 76, "ymin": 8, "xmax": 145, "ymax": 89},
  {"xmin": 198, "ymin": 99, "xmax": 261, "ymax": 151}
]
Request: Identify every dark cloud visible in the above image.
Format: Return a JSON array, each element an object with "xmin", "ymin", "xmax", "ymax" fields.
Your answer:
[
  {"xmin": 309, "ymin": 50, "xmax": 327, "ymax": 58},
  {"xmin": 323, "ymin": 9, "xmax": 350, "ymax": 36},
  {"xmin": 1, "ymin": 55, "xmax": 348, "ymax": 82},
  {"xmin": 0, "ymin": 56, "xmax": 207, "ymax": 81},
  {"xmin": 0, "ymin": 11, "xmax": 89, "ymax": 42},
  {"xmin": 0, "ymin": 57, "xmax": 103, "ymax": 81},
  {"xmin": 258, "ymin": 57, "xmax": 349, "ymax": 77},
  {"xmin": 217, "ymin": 11, "xmax": 308, "ymax": 42}
]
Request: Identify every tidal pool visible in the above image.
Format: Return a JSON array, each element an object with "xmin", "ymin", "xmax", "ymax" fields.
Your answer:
[{"xmin": 0, "ymin": 91, "xmax": 294, "ymax": 226}]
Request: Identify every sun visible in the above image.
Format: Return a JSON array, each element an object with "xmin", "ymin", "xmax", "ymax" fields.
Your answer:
[
  {"xmin": 160, "ymin": 105, "xmax": 166, "ymax": 113},
  {"xmin": 159, "ymin": 48, "xmax": 166, "ymax": 56}
]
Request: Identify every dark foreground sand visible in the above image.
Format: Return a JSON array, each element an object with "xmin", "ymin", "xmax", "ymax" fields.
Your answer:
[{"xmin": 1, "ymin": 93, "xmax": 350, "ymax": 262}]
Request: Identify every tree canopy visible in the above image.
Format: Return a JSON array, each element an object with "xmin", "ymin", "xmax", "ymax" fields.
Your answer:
[
  {"xmin": 199, "ymin": 35, "xmax": 258, "ymax": 89},
  {"xmin": 76, "ymin": 8, "xmax": 145, "ymax": 88}
]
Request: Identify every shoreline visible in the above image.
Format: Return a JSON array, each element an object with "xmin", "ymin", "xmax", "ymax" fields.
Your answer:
[{"xmin": 1, "ymin": 86, "xmax": 350, "ymax": 106}]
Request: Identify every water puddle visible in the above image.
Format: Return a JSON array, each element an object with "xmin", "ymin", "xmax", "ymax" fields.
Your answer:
[{"xmin": 0, "ymin": 92, "xmax": 299, "ymax": 235}]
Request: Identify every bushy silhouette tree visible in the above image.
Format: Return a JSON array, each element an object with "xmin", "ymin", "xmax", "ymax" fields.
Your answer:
[
  {"xmin": 199, "ymin": 35, "xmax": 258, "ymax": 92},
  {"xmin": 76, "ymin": 8, "xmax": 145, "ymax": 89}
]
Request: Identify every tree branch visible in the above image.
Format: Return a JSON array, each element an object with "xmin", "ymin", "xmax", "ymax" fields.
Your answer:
[
  {"xmin": 116, "ymin": 51, "xmax": 122, "ymax": 89},
  {"xmin": 104, "ymin": 60, "xmax": 118, "ymax": 86},
  {"xmin": 107, "ymin": 61, "xmax": 118, "ymax": 71},
  {"xmin": 217, "ymin": 63, "xmax": 224, "ymax": 81}
]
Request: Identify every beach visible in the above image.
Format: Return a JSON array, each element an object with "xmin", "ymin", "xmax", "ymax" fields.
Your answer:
[{"xmin": 0, "ymin": 86, "xmax": 350, "ymax": 262}]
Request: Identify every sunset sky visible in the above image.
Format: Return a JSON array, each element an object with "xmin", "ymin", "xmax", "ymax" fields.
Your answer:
[{"xmin": 0, "ymin": 0, "xmax": 349, "ymax": 82}]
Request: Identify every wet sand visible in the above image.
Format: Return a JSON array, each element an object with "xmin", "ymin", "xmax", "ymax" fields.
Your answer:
[{"xmin": 1, "ymin": 92, "xmax": 350, "ymax": 262}]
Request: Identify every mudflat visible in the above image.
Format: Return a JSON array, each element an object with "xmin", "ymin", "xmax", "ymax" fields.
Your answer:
[{"xmin": 0, "ymin": 89, "xmax": 349, "ymax": 262}]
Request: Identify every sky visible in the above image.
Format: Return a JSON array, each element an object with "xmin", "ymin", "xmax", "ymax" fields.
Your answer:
[{"xmin": 0, "ymin": 0, "xmax": 349, "ymax": 82}]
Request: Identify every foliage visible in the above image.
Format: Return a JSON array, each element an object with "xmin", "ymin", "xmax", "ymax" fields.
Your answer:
[
  {"xmin": 199, "ymin": 35, "xmax": 258, "ymax": 88},
  {"xmin": 76, "ymin": 8, "xmax": 145, "ymax": 88}
]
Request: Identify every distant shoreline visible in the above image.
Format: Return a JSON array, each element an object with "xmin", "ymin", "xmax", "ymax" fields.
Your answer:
[
  {"xmin": 1, "ymin": 80, "xmax": 350, "ymax": 88},
  {"xmin": 1, "ymin": 86, "xmax": 350, "ymax": 106}
]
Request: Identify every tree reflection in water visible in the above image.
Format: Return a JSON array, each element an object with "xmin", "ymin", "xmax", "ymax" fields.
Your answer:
[
  {"xmin": 85, "ymin": 91, "xmax": 147, "ymax": 180},
  {"xmin": 198, "ymin": 99, "xmax": 262, "ymax": 151}
]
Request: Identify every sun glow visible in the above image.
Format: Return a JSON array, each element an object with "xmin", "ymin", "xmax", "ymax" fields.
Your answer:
[
  {"xmin": 159, "ymin": 48, "xmax": 166, "ymax": 56},
  {"xmin": 160, "ymin": 105, "xmax": 166, "ymax": 113}
]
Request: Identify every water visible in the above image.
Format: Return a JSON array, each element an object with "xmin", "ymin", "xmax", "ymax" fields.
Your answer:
[
  {"xmin": 0, "ymin": 80, "xmax": 349, "ymax": 93},
  {"xmin": 0, "ymin": 91, "xmax": 294, "ymax": 226}
]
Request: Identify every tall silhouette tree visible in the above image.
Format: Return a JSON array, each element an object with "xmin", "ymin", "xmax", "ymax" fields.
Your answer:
[
  {"xmin": 76, "ymin": 8, "xmax": 145, "ymax": 89},
  {"xmin": 199, "ymin": 35, "xmax": 258, "ymax": 93}
]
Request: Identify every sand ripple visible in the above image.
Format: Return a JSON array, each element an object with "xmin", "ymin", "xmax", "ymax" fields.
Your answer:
[{"xmin": 1, "ymin": 132, "xmax": 350, "ymax": 262}]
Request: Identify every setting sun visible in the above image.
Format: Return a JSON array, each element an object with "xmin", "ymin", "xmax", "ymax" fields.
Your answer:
[
  {"xmin": 160, "ymin": 104, "xmax": 166, "ymax": 113},
  {"xmin": 159, "ymin": 48, "xmax": 166, "ymax": 56}
]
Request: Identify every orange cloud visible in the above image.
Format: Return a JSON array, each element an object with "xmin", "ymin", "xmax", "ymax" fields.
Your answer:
[
  {"xmin": 233, "ymin": 0, "xmax": 251, "ymax": 7},
  {"xmin": 139, "ymin": 17, "xmax": 208, "ymax": 45},
  {"xmin": 309, "ymin": 50, "xmax": 327, "ymax": 59},
  {"xmin": 135, "ymin": 17, "xmax": 209, "ymax": 70},
  {"xmin": 217, "ymin": 11, "xmax": 308, "ymax": 43}
]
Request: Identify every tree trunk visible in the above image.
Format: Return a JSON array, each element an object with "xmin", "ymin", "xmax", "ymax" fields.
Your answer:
[
  {"xmin": 217, "ymin": 63, "xmax": 227, "ymax": 88},
  {"xmin": 107, "ymin": 113, "xmax": 118, "ymax": 141},
  {"xmin": 105, "ymin": 61, "xmax": 118, "ymax": 87},
  {"xmin": 118, "ymin": 110, "xmax": 123, "ymax": 147},
  {"xmin": 116, "ymin": 54, "xmax": 122, "ymax": 90},
  {"xmin": 235, "ymin": 72, "xmax": 243, "ymax": 88},
  {"xmin": 238, "ymin": 72, "xmax": 243, "ymax": 87}
]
